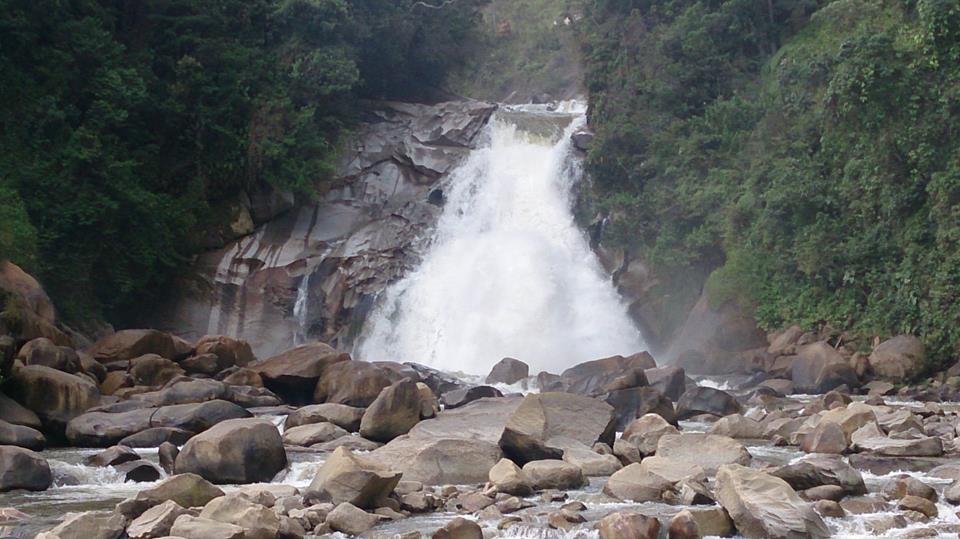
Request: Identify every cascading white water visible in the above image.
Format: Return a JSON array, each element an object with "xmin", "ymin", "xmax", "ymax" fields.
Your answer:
[
  {"xmin": 292, "ymin": 273, "xmax": 310, "ymax": 346},
  {"xmin": 357, "ymin": 103, "xmax": 646, "ymax": 374}
]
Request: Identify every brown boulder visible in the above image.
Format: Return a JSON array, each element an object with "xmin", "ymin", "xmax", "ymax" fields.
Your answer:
[
  {"xmin": 0, "ymin": 419, "xmax": 45, "ymax": 450},
  {"xmin": 675, "ymin": 386, "xmax": 741, "ymax": 421},
  {"xmin": 791, "ymin": 342, "xmax": 859, "ymax": 394},
  {"xmin": 560, "ymin": 352, "xmax": 656, "ymax": 395},
  {"xmin": 598, "ymin": 511, "xmax": 661, "ymax": 539},
  {"xmin": 284, "ymin": 403, "xmax": 364, "ymax": 432},
  {"xmin": 90, "ymin": 329, "xmax": 179, "ymax": 363},
  {"xmin": 313, "ymin": 360, "xmax": 394, "ymax": 407},
  {"xmin": 195, "ymin": 335, "xmax": 256, "ymax": 368},
  {"xmin": 359, "ymin": 379, "xmax": 422, "ymax": 442},
  {"xmin": 129, "ymin": 354, "xmax": 185, "ymax": 387},
  {"xmin": 0, "ymin": 445, "xmax": 52, "ymax": 492},
  {"xmin": 305, "ymin": 446, "xmax": 401, "ymax": 508},
  {"xmin": 17, "ymin": 338, "xmax": 82, "ymax": 373},
  {"xmin": 174, "ymin": 418, "xmax": 287, "ymax": 483},
  {"xmin": 249, "ymin": 342, "xmax": 349, "ymax": 404},
  {"xmin": 7, "ymin": 365, "xmax": 99, "ymax": 435},
  {"xmin": 645, "ymin": 366, "xmax": 686, "ymax": 400},
  {"xmin": 604, "ymin": 386, "xmax": 676, "ymax": 431},
  {"xmin": 870, "ymin": 335, "xmax": 926, "ymax": 381}
]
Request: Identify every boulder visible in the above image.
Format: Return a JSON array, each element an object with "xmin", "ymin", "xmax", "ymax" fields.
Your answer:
[
  {"xmin": 603, "ymin": 457, "xmax": 705, "ymax": 502},
  {"xmin": 645, "ymin": 366, "xmax": 686, "ymax": 401},
  {"xmin": 180, "ymin": 353, "xmax": 225, "ymax": 376},
  {"xmin": 306, "ymin": 446, "xmax": 401, "ymax": 508},
  {"xmin": 486, "ymin": 358, "xmax": 529, "ymax": 385},
  {"xmin": 248, "ymin": 343, "xmax": 349, "ymax": 403},
  {"xmin": 117, "ymin": 473, "xmax": 224, "ymax": 519},
  {"xmin": 0, "ymin": 419, "xmax": 45, "ymax": 450},
  {"xmin": 560, "ymin": 352, "xmax": 656, "ymax": 395},
  {"xmin": 0, "ymin": 392, "xmax": 42, "ymax": 429},
  {"xmin": 159, "ymin": 442, "xmax": 179, "ymax": 474},
  {"xmin": 417, "ymin": 382, "xmax": 439, "ymax": 418},
  {"xmin": 708, "ymin": 414, "xmax": 763, "ymax": 439},
  {"xmin": 521, "ymin": 460, "xmax": 586, "ymax": 490},
  {"xmin": 772, "ymin": 456, "xmax": 866, "ymax": 495},
  {"xmin": 561, "ymin": 441, "xmax": 622, "ymax": 476},
  {"xmin": 66, "ymin": 399, "xmax": 251, "ymax": 447},
  {"xmin": 598, "ymin": 511, "xmax": 661, "ymax": 539},
  {"xmin": 117, "ymin": 460, "xmax": 162, "ymax": 482},
  {"xmin": 656, "ymin": 434, "xmax": 751, "ymax": 473},
  {"xmin": 769, "ymin": 326, "xmax": 804, "ymax": 356},
  {"xmin": 675, "ymin": 386, "xmax": 741, "ymax": 421},
  {"xmin": 614, "ymin": 413, "xmax": 680, "ymax": 463},
  {"xmin": 17, "ymin": 337, "xmax": 82, "ymax": 373},
  {"xmin": 169, "ymin": 515, "xmax": 244, "ymax": 539},
  {"xmin": 282, "ymin": 422, "xmax": 348, "ymax": 446},
  {"xmin": 869, "ymin": 335, "xmax": 925, "ymax": 381},
  {"xmin": 313, "ymin": 360, "xmax": 394, "ymax": 407},
  {"xmin": 405, "ymin": 362, "xmax": 465, "ymax": 396},
  {"xmin": 127, "ymin": 500, "xmax": 189, "ymax": 539},
  {"xmin": 604, "ymin": 386, "xmax": 676, "ymax": 430},
  {"xmin": 819, "ymin": 402, "xmax": 879, "ymax": 438},
  {"xmin": 852, "ymin": 427, "xmax": 943, "ymax": 457},
  {"xmin": 175, "ymin": 418, "xmax": 286, "ymax": 483},
  {"xmin": 195, "ymin": 335, "xmax": 256, "ymax": 368},
  {"xmin": 221, "ymin": 368, "xmax": 263, "ymax": 387},
  {"xmin": 488, "ymin": 458, "xmax": 533, "ymax": 496},
  {"xmin": 90, "ymin": 329, "xmax": 179, "ymax": 363},
  {"xmin": 7, "ymin": 365, "xmax": 99, "ymax": 435},
  {"xmin": 898, "ymin": 495, "xmax": 937, "ymax": 518},
  {"xmin": 432, "ymin": 516, "xmax": 482, "ymax": 539},
  {"xmin": 35, "ymin": 511, "xmax": 126, "ymax": 539},
  {"xmin": 325, "ymin": 502, "xmax": 381, "ymax": 535},
  {"xmin": 882, "ymin": 475, "xmax": 938, "ymax": 502},
  {"xmin": 799, "ymin": 420, "xmax": 848, "ymax": 454},
  {"xmin": 440, "ymin": 385, "xmax": 503, "ymax": 409},
  {"xmin": 498, "ymin": 392, "xmax": 615, "ymax": 464},
  {"xmin": 199, "ymin": 493, "xmax": 281, "ymax": 539},
  {"xmin": 130, "ymin": 355, "xmax": 187, "ymax": 389},
  {"xmin": 791, "ymin": 342, "xmax": 859, "ymax": 394},
  {"xmin": 119, "ymin": 427, "xmax": 194, "ymax": 448},
  {"xmin": 85, "ymin": 445, "xmax": 141, "ymax": 467},
  {"xmin": 359, "ymin": 378, "xmax": 422, "ymax": 442},
  {"xmin": 284, "ymin": 403, "xmax": 364, "ymax": 432},
  {"xmin": 715, "ymin": 464, "xmax": 829, "ymax": 539},
  {"xmin": 314, "ymin": 436, "xmax": 382, "ymax": 452},
  {"xmin": 370, "ymin": 436, "xmax": 501, "ymax": 485},
  {"xmin": 0, "ymin": 445, "xmax": 52, "ymax": 492},
  {"xmin": 668, "ymin": 510, "xmax": 701, "ymax": 539}
]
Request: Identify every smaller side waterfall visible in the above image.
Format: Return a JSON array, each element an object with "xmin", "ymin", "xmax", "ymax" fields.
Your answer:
[
  {"xmin": 357, "ymin": 103, "xmax": 646, "ymax": 375},
  {"xmin": 292, "ymin": 272, "xmax": 311, "ymax": 346}
]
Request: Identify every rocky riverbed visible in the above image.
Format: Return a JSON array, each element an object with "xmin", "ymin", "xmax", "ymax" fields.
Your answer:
[{"xmin": 3, "ymin": 327, "xmax": 960, "ymax": 539}]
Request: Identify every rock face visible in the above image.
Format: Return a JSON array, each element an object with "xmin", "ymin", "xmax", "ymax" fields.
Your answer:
[
  {"xmin": 499, "ymin": 392, "xmax": 616, "ymax": 464},
  {"xmin": 869, "ymin": 335, "xmax": 925, "ymax": 381},
  {"xmin": 8, "ymin": 365, "xmax": 99, "ymax": 435},
  {"xmin": 248, "ymin": 343, "xmax": 349, "ymax": 403},
  {"xmin": 667, "ymin": 292, "xmax": 767, "ymax": 375},
  {"xmin": 486, "ymin": 357, "xmax": 529, "ymax": 385},
  {"xmin": 715, "ymin": 464, "xmax": 830, "ymax": 539},
  {"xmin": 359, "ymin": 378, "xmax": 422, "ymax": 442},
  {"xmin": 175, "ymin": 418, "xmax": 286, "ymax": 483},
  {"xmin": 0, "ymin": 445, "xmax": 52, "ymax": 492},
  {"xmin": 305, "ymin": 446, "xmax": 401, "ymax": 508},
  {"xmin": 147, "ymin": 101, "xmax": 496, "ymax": 357}
]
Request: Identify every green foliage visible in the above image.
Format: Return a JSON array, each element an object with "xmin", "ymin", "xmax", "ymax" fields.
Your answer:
[
  {"xmin": 0, "ymin": 0, "xmax": 484, "ymax": 322},
  {"xmin": 580, "ymin": 0, "xmax": 960, "ymax": 368}
]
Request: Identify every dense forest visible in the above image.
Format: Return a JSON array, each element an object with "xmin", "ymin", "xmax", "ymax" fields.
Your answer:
[
  {"xmin": 579, "ymin": 0, "xmax": 960, "ymax": 368},
  {"xmin": 0, "ymin": 0, "xmax": 483, "ymax": 322}
]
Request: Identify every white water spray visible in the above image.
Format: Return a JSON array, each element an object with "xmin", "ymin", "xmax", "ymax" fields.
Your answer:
[
  {"xmin": 292, "ymin": 272, "xmax": 310, "ymax": 346},
  {"xmin": 357, "ymin": 104, "xmax": 645, "ymax": 374}
]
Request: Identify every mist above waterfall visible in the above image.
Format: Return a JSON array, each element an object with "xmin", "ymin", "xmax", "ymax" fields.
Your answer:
[{"xmin": 357, "ymin": 104, "xmax": 645, "ymax": 375}]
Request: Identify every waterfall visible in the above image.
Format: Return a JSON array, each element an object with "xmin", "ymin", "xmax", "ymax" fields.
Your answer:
[
  {"xmin": 357, "ymin": 103, "xmax": 646, "ymax": 375},
  {"xmin": 293, "ymin": 272, "xmax": 310, "ymax": 346}
]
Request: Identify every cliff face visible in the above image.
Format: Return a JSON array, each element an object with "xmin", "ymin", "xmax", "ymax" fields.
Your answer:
[{"xmin": 149, "ymin": 101, "xmax": 496, "ymax": 359}]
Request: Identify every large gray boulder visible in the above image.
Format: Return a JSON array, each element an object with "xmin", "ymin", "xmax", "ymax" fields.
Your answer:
[
  {"xmin": 645, "ymin": 366, "xmax": 686, "ymax": 401},
  {"xmin": 869, "ymin": 335, "xmax": 925, "ymax": 381},
  {"xmin": 0, "ymin": 445, "xmax": 52, "ymax": 492},
  {"xmin": 603, "ymin": 457, "xmax": 705, "ymax": 502},
  {"xmin": 66, "ymin": 399, "xmax": 251, "ymax": 447},
  {"xmin": 199, "ymin": 493, "xmax": 280, "ymax": 539},
  {"xmin": 305, "ymin": 446, "xmax": 401, "ymax": 508},
  {"xmin": 613, "ymin": 413, "xmax": 679, "ymax": 464},
  {"xmin": 325, "ymin": 502, "xmax": 382, "ymax": 535},
  {"xmin": 675, "ymin": 386, "xmax": 741, "ymax": 421},
  {"xmin": 370, "ymin": 436, "xmax": 501, "ymax": 485},
  {"xmin": 359, "ymin": 378, "xmax": 421, "ymax": 442},
  {"xmin": 7, "ymin": 365, "xmax": 99, "ymax": 435},
  {"xmin": 175, "ymin": 418, "xmax": 286, "ymax": 484},
  {"xmin": 34, "ymin": 510, "xmax": 126, "ymax": 539},
  {"xmin": 486, "ymin": 357, "xmax": 529, "ymax": 385},
  {"xmin": 498, "ymin": 392, "xmax": 616, "ymax": 464},
  {"xmin": 522, "ymin": 460, "xmax": 586, "ymax": 490},
  {"xmin": 715, "ymin": 464, "xmax": 829, "ymax": 539},
  {"xmin": 656, "ymin": 433, "xmax": 751, "ymax": 473},
  {"xmin": 248, "ymin": 342, "xmax": 349, "ymax": 403},
  {"xmin": 116, "ymin": 473, "xmax": 223, "ymax": 519},
  {"xmin": 560, "ymin": 352, "xmax": 656, "ymax": 395},
  {"xmin": 772, "ymin": 456, "xmax": 867, "ymax": 495},
  {"xmin": 127, "ymin": 500, "xmax": 190, "ymax": 539},
  {"xmin": 0, "ymin": 419, "xmax": 45, "ymax": 450},
  {"xmin": 488, "ymin": 458, "xmax": 533, "ymax": 496}
]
